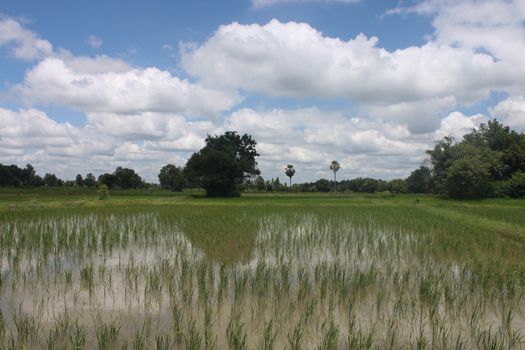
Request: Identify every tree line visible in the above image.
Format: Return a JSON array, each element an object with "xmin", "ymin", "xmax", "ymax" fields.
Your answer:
[
  {"xmin": 1, "ymin": 120, "xmax": 523, "ymax": 198},
  {"xmin": 0, "ymin": 165, "xmax": 147, "ymax": 189},
  {"xmin": 269, "ymin": 120, "xmax": 524, "ymax": 198}
]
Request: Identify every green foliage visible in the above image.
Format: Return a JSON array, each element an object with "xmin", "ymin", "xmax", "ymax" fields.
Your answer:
[
  {"xmin": 97, "ymin": 173, "xmax": 117, "ymax": 188},
  {"xmin": 113, "ymin": 167, "xmax": 144, "ymax": 189},
  {"xmin": 271, "ymin": 177, "xmax": 283, "ymax": 191},
  {"xmin": 427, "ymin": 119, "xmax": 525, "ymax": 199},
  {"xmin": 75, "ymin": 174, "xmax": 83, "ymax": 187},
  {"xmin": 496, "ymin": 171, "xmax": 525, "ymax": 198},
  {"xmin": 388, "ymin": 179, "xmax": 408, "ymax": 194},
  {"xmin": 0, "ymin": 163, "xmax": 43, "ymax": 187},
  {"xmin": 255, "ymin": 176, "xmax": 266, "ymax": 191},
  {"xmin": 443, "ymin": 144, "xmax": 499, "ymax": 199},
  {"xmin": 83, "ymin": 173, "xmax": 97, "ymax": 187},
  {"xmin": 98, "ymin": 167, "xmax": 144, "ymax": 189},
  {"xmin": 341, "ymin": 177, "xmax": 388, "ymax": 193},
  {"xmin": 0, "ymin": 164, "xmax": 23, "ymax": 187},
  {"xmin": 158, "ymin": 164, "xmax": 184, "ymax": 191},
  {"xmin": 184, "ymin": 131, "xmax": 259, "ymax": 197},
  {"xmin": 406, "ymin": 166, "xmax": 432, "ymax": 194},
  {"xmin": 44, "ymin": 173, "xmax": 61, "ymax": 187},
  {"xmin": 313, "ymin": 179, "xmax": 332, "ymax": 192}
]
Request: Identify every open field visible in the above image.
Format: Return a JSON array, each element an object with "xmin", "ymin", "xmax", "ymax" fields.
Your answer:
[{"xmin": 0, "ymin": 189, "xmax": 524, "ymax": 349}]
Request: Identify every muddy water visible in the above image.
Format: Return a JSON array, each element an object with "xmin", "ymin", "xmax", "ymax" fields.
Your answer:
[{"xmin": 0, "ymin": 213, "xmax": 524, "ymax": 349}]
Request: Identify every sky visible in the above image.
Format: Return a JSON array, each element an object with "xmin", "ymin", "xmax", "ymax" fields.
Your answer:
[{"xmin": 1, "ymin": 0, "xmax": 524, "ymax": 183}]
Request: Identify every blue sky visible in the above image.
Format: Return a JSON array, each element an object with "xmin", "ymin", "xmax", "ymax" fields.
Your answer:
[
  {"xmin": 1, "ymin": 0, "xmax": 524, "ymax": 182},
  {"xmin": 2, "ymin": 0, "xmax": 432, "ymax": 78}
]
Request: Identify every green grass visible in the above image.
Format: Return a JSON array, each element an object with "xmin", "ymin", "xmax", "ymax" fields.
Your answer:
[{"xmin": 0, "ymin": 188, "xmax": 524, "ymax": 348}]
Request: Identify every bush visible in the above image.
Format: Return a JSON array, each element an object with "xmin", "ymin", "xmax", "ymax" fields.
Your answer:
[{"xmin": 495, "ymin": 172, "xmax": 525, "ymax": 198}]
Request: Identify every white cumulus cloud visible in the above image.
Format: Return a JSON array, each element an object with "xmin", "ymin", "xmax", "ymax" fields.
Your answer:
[
  {"xmin": 15, "ymin": 56, "xmax": 240, "ymax": 117},
  {"xmin": 434, "ymin": 111, "xmax": 487, "ymax": 140},
  {"xmin": 181, "ymin": 19, "xmax": 510, "ymax": 132},
  {"xmin": 490, "ymin": 96, "xmax": 525, "ymax": 130},
  {"xmin": 0, "ymin": 17, "xmax": 53, "ymax": 60}
]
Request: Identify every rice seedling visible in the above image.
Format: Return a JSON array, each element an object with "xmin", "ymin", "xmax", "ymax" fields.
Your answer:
[
  {"xmin": 184, "ymin": 319, "xmax": 203, "ymax": 350},
  {"xmin": 69, "ymin": 319, "xmax": 86, "ymax": 350},
  {"xmin": 287, "ymin": 320, "xmax": 306, "ymax": 350},
  {"xmin": 257, "ymin": 320, "xmax": 277, "ymax": 350},
  {"xmin": 226, "ymin": 312, "xmax": 247, "ymax": 350},
  {"xmin": 155, "ymin": 332, "xmax": 170, "ymax": 350},
  {"xmin": 95, "ymin": 318, "xmax": 120, "ymax": 350},
  {"xmin": 318, "ymin": 317, "xmax": 340, "ymax": 350}
]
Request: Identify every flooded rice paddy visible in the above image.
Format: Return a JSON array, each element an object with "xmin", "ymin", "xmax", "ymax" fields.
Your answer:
[{"xmin": 0, "ymin": 206, "xmax": 524, "ymax": 349}]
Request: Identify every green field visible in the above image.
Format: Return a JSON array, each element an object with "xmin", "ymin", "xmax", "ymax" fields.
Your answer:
[{"xmin": 0, "ymin": 189, "xmax": 524, "ymax": 349}]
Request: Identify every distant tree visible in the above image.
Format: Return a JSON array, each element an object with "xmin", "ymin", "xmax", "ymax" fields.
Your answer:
[
  {"xmin": 113, "ymin": 167, "xmax": 144, "ymax": 189},
  {"xmin": 44, "ymin": 173, "xmax": 59, "ymax": 187},
  {"xmin": 158, "ymin": 164, "xmax": 184, "ymax": 191},
  {"xmin": 314, "ymin": 178, "xmax": 332, "ymax": 192},
  {"xmin": 0, "ymin": 163, "xmax": 44, "ymax": 187},
  {"xmin": 21, "ymin": 164, "xmax": 36, "ymax": 186},
  {"xmin": 83, "ymin": 173, "xmax": 97, "ymax": 187},
  {"xmin": 75, "ymin": 174, "xmax": 84, "ymax": 187},
  {"xmin": 345, "ymin": 177, "xmax": 387, "ymax": 193},
  {"xmin": 32, "ymin": 175, "xmax": 45, "ymax": 187},
  {"xmin": 184, "ymin": 131, "xmax": 260, "ymax": 197},
  {"xmin": 98, "ymin": 173, "xmax": 117, "ymax": 188},
  {"xmin": 272, "ymin": 177, "xmax": 282, "ymax": 191},
  {"xmin": 388, "ymin": 179, "xmax": 408, "ymax": 194},
  {"xmin": 285, "ymin": 164, "xmax": 295, "ymax": 187},
  {"xmin": 426, "ymin": 136, "xmax": 456, "ymax": 194},
  {"xmin": 406, "ymin": 166, "xmax": 432, "ymax": 194},
  {"xmin": 329, "ymin": 160, "xmax": 340, "ymax": 191},
  {"xmin": 0, "ymin": 164, "xmax": 21, "ymax": 187},
  {"xmin": 255, "ymin": 176, "xmax": 266, "ymax": 191}
]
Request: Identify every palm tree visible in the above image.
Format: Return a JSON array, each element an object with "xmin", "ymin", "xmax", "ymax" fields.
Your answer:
[
  {"xmin": 329, "ymin": 160, "xmax": 340, "ymax": 192},
  {"xmin": 285, "ymin": 164, "xmax": 295, "ymax": 187}
]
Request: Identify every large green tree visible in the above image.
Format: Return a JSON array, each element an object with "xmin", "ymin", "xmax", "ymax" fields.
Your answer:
[
  {"xmin": 406, "ymin": 166, "xmax": 432, "ymax": 194},
  {"xmin": 443, "ymin": 144, "xmax": 499, "ymax": 199},
  {"xmin": 184, "ymin": 131, "xmax": 259, "ymax": 197},
  {"xmin": 44, "ymin": 173, "xmax": 60, "ymax": 187},
  {"xmin": 83, "ymin": 173, "xmax": 97, "ymax": 187},
  {"xmin": 113, "ymin": 167, "xmax": 144, "ymax": 189},
  {"xmin": 98, "ymin": 167, "xmax": 144, "ymax": 189},
  {"xmin": 427, "ymin": 119, "xmax": 525, "ymax": 198},
  {"xmin": 158, "ymin": 164, "xmax": 184, "ymax": 191}
]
